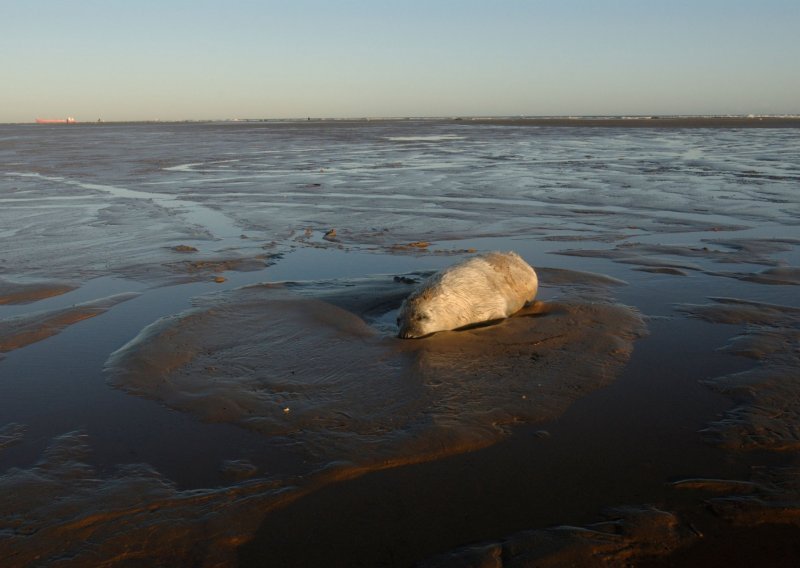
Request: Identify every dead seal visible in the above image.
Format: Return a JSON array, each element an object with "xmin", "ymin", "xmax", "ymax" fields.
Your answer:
[{"xmin": 397, "ymin": 251, "xmax": 538, "ymax": 338}]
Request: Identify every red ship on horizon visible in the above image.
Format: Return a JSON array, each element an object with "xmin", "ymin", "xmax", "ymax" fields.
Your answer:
[{"xmin": 35, "ymin": 117, "xmax": 77, "ymax": 124}]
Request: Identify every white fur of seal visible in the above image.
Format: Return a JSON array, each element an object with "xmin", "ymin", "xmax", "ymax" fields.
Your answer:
[{"xmin": 397, "ymin": 251, "xmax": 538, "ymax": 338}]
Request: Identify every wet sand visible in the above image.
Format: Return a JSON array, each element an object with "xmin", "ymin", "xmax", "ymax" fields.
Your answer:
[
  {"xmin": 1, "ymin": 120, "xmax": 799, "ymax": 566},
  {"xmin": 105, "ymin": 275, "xmax": 644, "ymax": 475},
  {"xmin": 0, "ymin": 279, "xmax": 75, "ymax": 305}
]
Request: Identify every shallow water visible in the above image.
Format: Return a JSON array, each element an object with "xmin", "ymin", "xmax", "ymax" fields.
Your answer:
[{"xmin": 1, "ymin": 120, "xmax": 799, "ymax": 565}]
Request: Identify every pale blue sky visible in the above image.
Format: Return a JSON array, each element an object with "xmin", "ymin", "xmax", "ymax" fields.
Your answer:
[{"xmin": 2, "ymin": 0, "xmax": 798, "ymax": 122}]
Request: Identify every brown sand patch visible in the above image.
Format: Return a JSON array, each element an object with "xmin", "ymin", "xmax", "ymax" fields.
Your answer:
[
  {"xmin": 421, "ymin": 506, "xmax": 687, "ymax": 567},
  {"xmin": 171, "ymin": 244, "xmax": 199, "ymax": 253},
  {"xmin": 704, "ymin": 238, "xmax": 800, "ymax": 259},
  {"xmin": 674, "ymin": 467, "xmax": 800, "ymax": 528},
  {"xmin": 390, "ymin": 240, "xmax": 433, "ymax": 251},
  {"xmin": 557, "ymin": 238, "xmax": 798, "ymax": 271},
  {"xmin": 170, "ymin": 256, "xmax": 268, "ymax": 274},
  {"xmin": 537, "ymin": 267, "xmax": 627, "ymax": 287},
  {"xmin": 0, "ymin": 430, "xmax": 308, "ymax": 567},
  {"xmin": 716, "ymin": 266, "xmax": 800, "ymax": 286},
  {"xmin": 0, "ymin": 279, "xmax": 75, "ymax": 305},
  {"xmin": 0, "ymin": 293, "xmax": 139, "ymax": 355},
  {"xmin": 635, "ymin": 266, "xmax": 690, "ymax": 276},
  {"xmin": 541, "ymin": 233, "xmax": 628, "ymax": 243},
  {"xmin": 741, "ymin": 266, "xmax": 800, "ymax": 285},
  {"xmin": 117, "ymin": 253, "xmax": 282, "ymax": 284}
]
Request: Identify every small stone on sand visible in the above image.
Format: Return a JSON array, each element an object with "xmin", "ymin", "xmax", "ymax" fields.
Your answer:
[{"xmin": 173, "ymin": 245, "xmax": 198, "ymax": 253}]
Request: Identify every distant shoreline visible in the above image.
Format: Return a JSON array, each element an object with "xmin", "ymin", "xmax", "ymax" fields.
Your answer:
[
  {"xmin": 460, "ymin": 116, "xmax": 800, "ymax": 128},
  {"xmin": 7, "ymin": 116, "xmax": 800, "ymax": 128}
]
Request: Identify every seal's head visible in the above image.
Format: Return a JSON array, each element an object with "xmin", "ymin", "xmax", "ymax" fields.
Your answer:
[{"xmin": 396, "ymin": 291, "xmax": 455, "ymax": 339}]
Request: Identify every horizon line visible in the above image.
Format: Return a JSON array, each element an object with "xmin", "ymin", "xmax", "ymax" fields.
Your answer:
[{"xmin": 6, "ymin": 113, "xmax": 800, "ymax": 126}]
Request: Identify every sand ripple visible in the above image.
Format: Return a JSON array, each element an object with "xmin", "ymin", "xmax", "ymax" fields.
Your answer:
[
  {"xmin": 422, "ymin": 506, "xmax": 685, "ymax": 567},
  {"xmin": 679, "ymin": 298, "xmax": 800, "ymax": 451}
]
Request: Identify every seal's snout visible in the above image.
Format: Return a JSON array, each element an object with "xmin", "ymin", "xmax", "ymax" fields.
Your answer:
[
  {"xmin": 396, "ymin": 323, "xmax": 416, "ymax": 339},
  {"xmin": 397, "ymin": 329, "xmax": 420, "ymax": 339},
  {"xmin": 397, "ymin": 319, "xmax": 422, "ymax": 339}
]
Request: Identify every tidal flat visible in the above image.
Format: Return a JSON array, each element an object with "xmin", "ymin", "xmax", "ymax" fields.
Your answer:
[{"xmin": 1, "ymin": 119, "xmax": 799, "ymax": 566}]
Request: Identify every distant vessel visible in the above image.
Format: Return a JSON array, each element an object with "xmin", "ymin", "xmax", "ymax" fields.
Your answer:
[{"xmin": 35, "ymin": 117, "xmax": 76, "ymax": 124}]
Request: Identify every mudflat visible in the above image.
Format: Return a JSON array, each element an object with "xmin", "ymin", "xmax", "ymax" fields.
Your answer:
[{"xmin": 1, "ymin": 119, "xmax": 798, "ymax": 566}]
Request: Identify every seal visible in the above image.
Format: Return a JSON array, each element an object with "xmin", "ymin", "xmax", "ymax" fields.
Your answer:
[{"xmin": 397, "ymin": 251, "xmax": 538, "ymax": 338}]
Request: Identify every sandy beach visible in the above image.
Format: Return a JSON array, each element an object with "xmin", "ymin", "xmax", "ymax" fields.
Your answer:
[{"xmin": 1, "ymin": 119, "xmax": 799, "ymax": 566}]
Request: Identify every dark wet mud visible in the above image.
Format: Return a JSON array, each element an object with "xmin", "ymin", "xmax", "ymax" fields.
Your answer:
[{"xmin": 1, "ymin": 120, "xmax": 799, "ymax": 566}]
